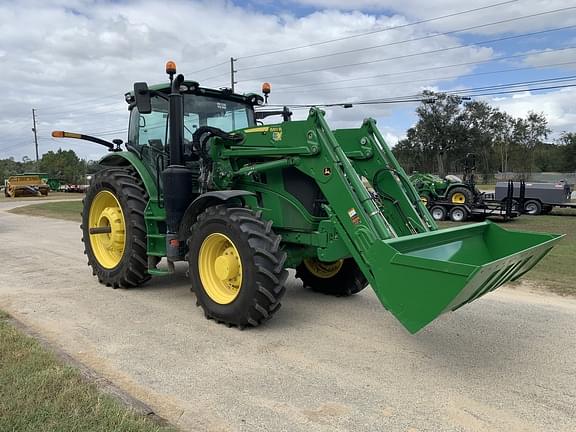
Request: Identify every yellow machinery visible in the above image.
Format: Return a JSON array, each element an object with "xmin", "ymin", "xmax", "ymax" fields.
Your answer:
[{"xmin": 4, "ymin": 175, "xmax": 49, "ymax": 198}]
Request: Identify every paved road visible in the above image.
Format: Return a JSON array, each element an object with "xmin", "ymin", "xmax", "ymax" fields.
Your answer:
[{"xmin": 1, "ymin": 201, "xmax": 575, "ymax": 432}]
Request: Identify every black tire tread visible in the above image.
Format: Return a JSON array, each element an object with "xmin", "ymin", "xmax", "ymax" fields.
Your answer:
[
  {"xmin": 188, "ymin": 205, "xmax": 287, "ymax": 328},
  {"xmin": 81, "ymin": 167, "xmax": 150, "ymax": 288},
  {"xmin": 296, "ymin": 258, "xmax": 368, "ymax": 297},
  {"xmin": 448, "ymin": 186, "xmax": 474, "ymax": 204}
]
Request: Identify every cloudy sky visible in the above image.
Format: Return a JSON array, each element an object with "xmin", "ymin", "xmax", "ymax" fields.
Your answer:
[{"xmin": 1, "ymin": 0, "xmax": 575, "ymax": 161}]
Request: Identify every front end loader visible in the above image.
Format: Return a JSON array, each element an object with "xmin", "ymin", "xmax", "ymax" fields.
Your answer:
[{"xmin": 53, "ymin": 62, "xmax": 563, "ymax": 333}]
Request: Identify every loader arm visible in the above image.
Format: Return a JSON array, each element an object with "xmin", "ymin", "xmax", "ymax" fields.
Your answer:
[{"xmin": 211, "ymin": 108, "xmax": 563, "ymax": 333}]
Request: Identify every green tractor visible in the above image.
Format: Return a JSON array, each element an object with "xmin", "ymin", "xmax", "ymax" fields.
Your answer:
[
  {"xmin": 52, "ymin": 62, "xmax": 562, "ymax": 334},
  {"xmin": 410, "ymin": 172, "xmax": 478, "ymax": 207},
  {"xmin": 409, "ymin": 154, "xmax": 496, "ymax": 222}
]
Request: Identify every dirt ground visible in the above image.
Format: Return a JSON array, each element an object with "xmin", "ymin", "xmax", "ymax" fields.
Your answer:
[{"xmin": 1, "ymin": 199, "xmax": 575, "ymax": 432}]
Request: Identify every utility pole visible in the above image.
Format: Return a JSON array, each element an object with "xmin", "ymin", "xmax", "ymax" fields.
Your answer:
[
  {"xmin": 230, "ymin": 57, "xmax": 237, "ymax": 92},
  {"xmin": 31, "ymin": 108, "xmax": 39, "ymax": 169}
]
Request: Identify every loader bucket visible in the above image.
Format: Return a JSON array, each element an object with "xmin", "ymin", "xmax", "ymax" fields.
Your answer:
[{"xmin": 365, "ymin": 221, "xmax": 562, "ymax": 333}]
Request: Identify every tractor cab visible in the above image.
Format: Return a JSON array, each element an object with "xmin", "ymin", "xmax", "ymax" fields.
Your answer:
[{"xmin": 125, "ymin": 81, "xmax": 261, "ymax": 157}]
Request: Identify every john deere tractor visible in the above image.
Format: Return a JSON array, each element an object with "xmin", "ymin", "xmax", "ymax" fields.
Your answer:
[{"xmin": 53, "ymin": 62, "xmax": 562, "ymax": 334}]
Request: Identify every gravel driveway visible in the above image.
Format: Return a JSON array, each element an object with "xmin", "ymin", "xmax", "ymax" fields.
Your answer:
[{"xmin": 1, "ymin": 200, "xmax": 575, "ymax": 432}]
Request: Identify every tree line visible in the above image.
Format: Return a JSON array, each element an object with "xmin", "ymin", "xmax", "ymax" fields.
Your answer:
[
  {"xmin": 0, "ymin": 149, "xmax": 100, "ymax": 184},
  {"xmin": 392, "ymin": 91, "xmax": 576, "ymax": 180}
]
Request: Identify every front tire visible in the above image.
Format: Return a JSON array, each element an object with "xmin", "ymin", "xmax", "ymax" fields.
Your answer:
[
  {"xmin": 188, "ymin": 206, "xmax": 288, "ymax": 328},
  {"xmin": 296, "ymin": 258, "xmax": 368, "ymax": 297},
  {"xmin": 81, "ymin": 167, "xmax": 150, "ymax": 288}
]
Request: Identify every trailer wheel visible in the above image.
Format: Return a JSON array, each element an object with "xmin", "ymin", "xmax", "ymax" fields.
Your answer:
[
  {"xmin": 81, "ymin": 167, "xmax": 150, "ymax": 288},
  {"xmin": 188, "ymin": 206, "xmax": 288, "ymax": 328},
  {"xmin": 430, "ymin": 205, "xmax": 447, "ymax": 221},
  {"xmin": 449, "ymin": 206, "xmax": 468, "ymax": 222},
  {"xmin": 296, "ymin": 258, "xmax": 368, "ymax": 297},
  {"xmin": 524, "ymin": 200, "xmax": 542, "ymax": 215},
  {"xmin": 448, "ymin": 187, "xmax": 474, "ymax": 205}
]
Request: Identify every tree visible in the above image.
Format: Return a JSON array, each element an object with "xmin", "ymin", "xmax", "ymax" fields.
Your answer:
[
  {"xmin": 557, "ymin": 132, "xmax": 576, "ymax": 172},
  {"xmin": 395, "ymin": 93, "xmax": 553, "ymax": 178},
  {"xmin": 513, "ymin": 112, "xmax": 550, "ymax": 177},
  {"xmin": 39, "ymin": 149, "xmax": 85, "ymax": 183},
  {"xmin": 490, "ymin": 111, "xmax": 515, "ymax": 173},
  {"xmin": 410, "ymin": 91, "xmax": 467, "ymax": 176},
  {"xmin": 461, "ymin": 100, "xmax": 496, "ymax": 178}
]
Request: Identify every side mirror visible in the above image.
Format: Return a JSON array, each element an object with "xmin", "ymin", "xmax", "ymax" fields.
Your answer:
[{"xmin": 134, "ymin": 82, "xmax": 151, "ymax": 114}]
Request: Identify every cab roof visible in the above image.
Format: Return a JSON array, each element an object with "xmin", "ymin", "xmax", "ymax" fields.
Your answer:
[{"xmin": 126, "ymin": 80, "xmax": 263, "ymax": 106}]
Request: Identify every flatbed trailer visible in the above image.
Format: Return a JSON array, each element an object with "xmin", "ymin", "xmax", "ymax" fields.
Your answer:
[{"xmin": 428, "ymin": 181, "xmax": 519, "ymax": 222}]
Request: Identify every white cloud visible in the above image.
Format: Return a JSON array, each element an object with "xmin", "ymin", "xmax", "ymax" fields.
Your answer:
[
  {"xmin": 0, "ymin": 0, "xmax": 498, "ymax": 160},
  {"xmin": 293, "ymin": 0, "xmax": 576, "ymax": 35},
  {"xmin": 0, "ymin": 0, "xmax": 573, "ymax": 161},
  {"xmin": 522, "ymin": 48, "xmax": 576, "ymax": 70},
  {"xmin": 489, "ymin": 87, "xmax": 576, "ymax": 134}
]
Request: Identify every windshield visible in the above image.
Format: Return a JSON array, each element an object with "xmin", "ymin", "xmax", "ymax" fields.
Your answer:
[{"xmin": 130, "ymin": 93, "xmax": 255, "ymax": 149}]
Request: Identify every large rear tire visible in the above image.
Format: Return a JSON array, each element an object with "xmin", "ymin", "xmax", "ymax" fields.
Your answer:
[
  {"xmin": 188, "ymin": 206, "xmax": 288, "ymax": 328},
  {"xmin": 81, "ymin": 167, "xmax": 150, "ymax": 288},
  {"xmin": 296, "ymin": 258, "xmax": 368, "ymax": 297}
]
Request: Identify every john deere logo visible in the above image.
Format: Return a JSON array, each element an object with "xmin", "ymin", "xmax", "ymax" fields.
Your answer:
[
  {"xmin": 270, "ymin": 127, "xmax": 283, "ymax": 141},
  {"xmin": 323, "ymin": 167, "xmax": 331, "ymax": 176}
]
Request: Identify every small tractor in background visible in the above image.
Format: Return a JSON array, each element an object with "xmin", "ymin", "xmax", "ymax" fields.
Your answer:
[
  {"xmin": 411, "ymin": 154, "xmax": 518, "ymax": 222},
  {"xmin": 51, "ymin": 61, "xmax": 562, "ymax": 334}
]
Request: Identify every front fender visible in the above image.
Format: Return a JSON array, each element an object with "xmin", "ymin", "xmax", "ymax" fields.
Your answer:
[{"xmin": 178, "ymin": 190, "xmax": 255, "ymax": 240}]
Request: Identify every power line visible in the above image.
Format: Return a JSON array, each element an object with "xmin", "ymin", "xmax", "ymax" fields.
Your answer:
[
  {"xmin": 238, "ymin": 0, "xmax": 518, "ymax": 60},
  {"xmin": 38, "ymin": 93, "xmax": 121, "ymax": 111},
  {"xmin": 196, "ymin": 71, "xmax": 231, "ymax": 83},
  {"xmin": 272, "ymin": 46, "xmax": 576, "ymax": 90},
  {"xmin": 240, "ymin": 24, "xmax": 576, "ymax": 81},
  {"xmin": 186, "ymin": 60, "xmax": 230, "ymax": 75},
  {"xmin": 239, "ymin": 7, "xmax": 575, "ymax": 73},
  {"xmin": 268, "ymin": 78, "xmax": 576, "ymax": 108},
  {"xmin": 352, "ymin": 75, "xmax": 576, "ymax": 102},
  {"xmin": 38, "ymin": 99, "xmax": 125, "ymax": 116},
  {"xmin": 440, "ymin": 76, "xmax": 576, "ymax": 96},
  {"xmin": 275, "ymin": 59, "xmax": 576, "ymax": 95}
]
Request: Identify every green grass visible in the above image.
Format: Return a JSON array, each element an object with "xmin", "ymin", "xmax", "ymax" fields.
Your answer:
[
  {"xmin": 0, "ymin": 191, "xmax": 83, "ymax": 202},
  {"xmin": 9, "ymin": 200, "xmax": 83, "ymax": 221},
  {"xmin": 0, "ymin": 311, "xmax": 175, "ymax": 432},
  {"xmin": 440, "ymin": 208, "xmax": 576, "ymax": 296}
]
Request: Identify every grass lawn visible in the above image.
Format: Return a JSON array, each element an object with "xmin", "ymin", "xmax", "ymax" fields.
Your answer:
[
  {"xmin": 0, "ymin": 191, "xmax": 84, "ymax": 202},
  {"xmin": 9, "ymin": 200, "xmax": 576, "ymax": 296},
  {"xmin": 9, "ymin": 200, "xmax": 83, "ymax": 222},
  {"xmin": 0, "ymin": 311, "xmax": 175, "ymax": 432}
]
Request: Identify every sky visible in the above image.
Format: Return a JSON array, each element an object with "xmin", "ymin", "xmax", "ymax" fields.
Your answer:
[{"xmin": 1, "ymin": 0, "xmax": 575, "ymax": 161}]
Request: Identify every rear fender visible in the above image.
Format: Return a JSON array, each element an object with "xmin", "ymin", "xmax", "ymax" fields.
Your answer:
[{"xmin": 99, "ymin": 151, "xmax": 158, "ymax": 199}]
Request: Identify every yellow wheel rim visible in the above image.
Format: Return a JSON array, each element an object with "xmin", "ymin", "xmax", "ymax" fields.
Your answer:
[
  {"xmin": 303, "ymin": 258, "xmax": 343, "ymax": 279},
  {"xmin": 198, "ymin": 233, "xmax": 243, "ymax": 304},
  {"xmin": 420, "ymin": 196, "xmax": 428, "ymax": 206},
  {"xmin": 88, "ymin": 190, "xmax": 126, "ymax": 269},
  {"xmin": 451, "ymin": 192, "xmax": 466, "ymax": 204}
]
